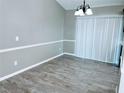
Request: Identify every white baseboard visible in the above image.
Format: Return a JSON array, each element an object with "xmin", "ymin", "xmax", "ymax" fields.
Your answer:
[
  {"xmin": 63, "ymin": 52, "xmax": 113, "ymax": 64},
  {"xmin": 63, "ymin": 52, "xmax": 76, "ymax": 56},
  {"xmin": 0, "ymin": 53, "xmax": 64, "ymax": 82},
  {"xmin": 0, "ymin": 52, "xmax": 115, "ymax": 82}
]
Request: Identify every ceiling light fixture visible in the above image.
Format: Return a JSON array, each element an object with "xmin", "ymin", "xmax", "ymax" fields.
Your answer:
[{"xmin": 74, "ymin": 0, "xmax": 93, "ymax": 16}]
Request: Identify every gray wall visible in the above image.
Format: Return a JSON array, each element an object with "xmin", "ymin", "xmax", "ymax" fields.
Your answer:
[
  {"xmin": 0, "ymin": 1, "xmax": 123, "ymax": 79},
  {"xmin": 64, "ymin": 5, "xmax": 124, "ymax": 54},
  {"xmin": 0, "ymin": 0, "xmax": 64, "ymax": 49},
  {"xmin": 0, "ymin": 0, "xmax": 64, "ymax": 78}
]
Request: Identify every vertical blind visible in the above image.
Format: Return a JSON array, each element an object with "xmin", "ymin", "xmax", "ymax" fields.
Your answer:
[{"xmin": 75, "ymin": 16, "xmax": 123, "ymax": 64}]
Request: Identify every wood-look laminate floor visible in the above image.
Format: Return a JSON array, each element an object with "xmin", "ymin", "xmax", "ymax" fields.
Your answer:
[{"xmin": 0, "ymin": 55, "xmax": 120, "ymax": 93}]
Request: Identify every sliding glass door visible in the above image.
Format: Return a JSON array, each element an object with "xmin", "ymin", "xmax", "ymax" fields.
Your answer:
[{"xmin": 75, "ymin": 16, "xmax": 123, "ymax": 64}]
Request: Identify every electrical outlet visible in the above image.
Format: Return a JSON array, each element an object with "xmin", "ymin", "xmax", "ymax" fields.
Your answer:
[
  {"xmin": 14, "ymin": 60, "xmax": 18, "ymax": 66},
  {"xmin": 16, "ymin": 36, "xmax": 19, "ymax": 41}
]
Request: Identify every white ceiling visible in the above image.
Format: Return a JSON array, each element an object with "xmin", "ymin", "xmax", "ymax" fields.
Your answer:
[{"xmin": 56, "ymin": 0, "xmax": 124, "ymax": 10}]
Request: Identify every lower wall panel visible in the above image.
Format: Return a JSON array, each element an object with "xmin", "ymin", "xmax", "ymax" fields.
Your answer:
[
  {"xmin": 0, "ymin": 42, "xmax": 63, "ymax": 78},
  {"xmin": 63, "ymin": 41, "xmax": 75, "ymax": 54}
]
